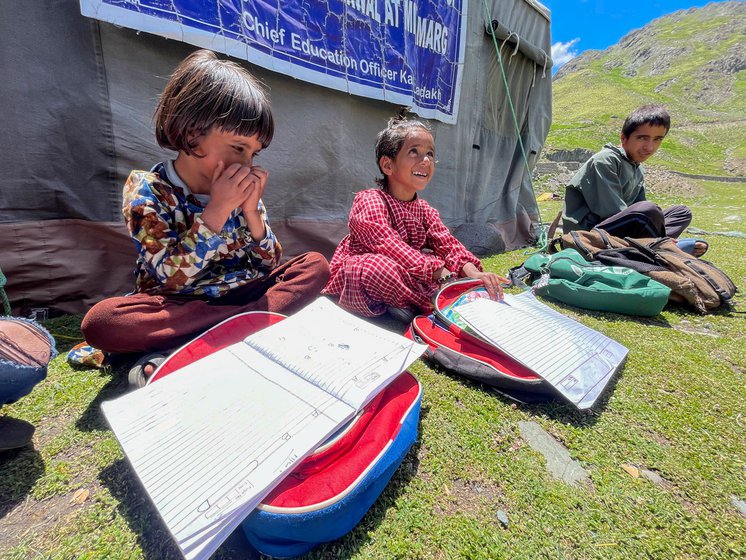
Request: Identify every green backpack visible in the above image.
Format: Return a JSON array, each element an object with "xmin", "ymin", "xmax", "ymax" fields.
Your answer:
[{"xmin": 521, "ymin": 249, "xmax": 671, "ymax": 317}]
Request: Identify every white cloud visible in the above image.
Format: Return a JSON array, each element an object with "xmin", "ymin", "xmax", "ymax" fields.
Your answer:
[{"xmin": 551, "ymin": 38, "xmax": 580, "ymax": 71}]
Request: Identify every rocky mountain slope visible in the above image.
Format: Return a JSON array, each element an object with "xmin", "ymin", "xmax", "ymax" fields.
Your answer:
[{"xmin": 544, "ymin": 1, "xmax": 745, "ymax": 177}]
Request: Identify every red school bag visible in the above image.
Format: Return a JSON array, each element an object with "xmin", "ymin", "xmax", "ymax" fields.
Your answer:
[
  {"xmin": 405, "ymin": 278, "xmax": 553, "ymax": 401},
  {"xmin": 150, "ymin": 310, "xmax": 423, "ymax": 558}
]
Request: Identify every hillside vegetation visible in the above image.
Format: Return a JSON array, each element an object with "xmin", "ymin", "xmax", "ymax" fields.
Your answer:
[
  {"xmin": 0, "ymin": 4, "xmax": 744, "ymax": 560},
  {"xmin": 547, "ymin": 1, "xmax": 746, "ymax": 176}
]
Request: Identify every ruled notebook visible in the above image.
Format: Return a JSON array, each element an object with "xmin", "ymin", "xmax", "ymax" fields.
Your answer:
[
  {"xmin": 456, "ymin": 291, "xmax": 628, "ymax": 409},
  {"xmin": 101, "ymin": 297, "xmax": 426, "ymax": 560}
]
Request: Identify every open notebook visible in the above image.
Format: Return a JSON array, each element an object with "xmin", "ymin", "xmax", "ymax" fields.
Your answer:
[
  {"xmin": 101, "ymin": 297, "xmax": 427, "ymax": 560},
  {"xmin": 455, "ymin": 291, "xmax": 628, "ymax": 409}
]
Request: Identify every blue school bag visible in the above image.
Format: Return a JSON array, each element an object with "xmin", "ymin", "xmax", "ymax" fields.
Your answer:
[{"xmin": 150, "ymin": 311, "xmax": 422, "ymax": 558}]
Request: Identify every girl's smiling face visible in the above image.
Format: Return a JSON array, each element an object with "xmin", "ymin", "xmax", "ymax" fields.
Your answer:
[{"xmin": 380, "ymin": 129, "xmax": 436, "ymax": 201}]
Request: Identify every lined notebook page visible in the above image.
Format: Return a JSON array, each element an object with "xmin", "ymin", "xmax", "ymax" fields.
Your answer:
[
  {"xmin": 246, "ymin": 297, "xmax": 427, "ymax": 410},
  {"xmin": 102, "ymin": 344, "xmax": 354, "ymax": 560},
  {"xmin": 458, "ymin": 292, "xmax": 627, "ymax": 408}
]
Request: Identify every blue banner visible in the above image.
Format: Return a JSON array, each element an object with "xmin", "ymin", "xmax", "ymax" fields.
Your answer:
[{"xmin": 80, "ymin": 0, "xmax": 467, "ymax": 124}]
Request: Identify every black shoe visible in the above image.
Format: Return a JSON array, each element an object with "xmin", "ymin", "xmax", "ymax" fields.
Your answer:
[
  {"xmin": 386, "ymin": 306, "xmax": 416, "ymax": 323},
  {"xmin": 0, "ymin": 416, "xmax": 35, "ymax": 451}
]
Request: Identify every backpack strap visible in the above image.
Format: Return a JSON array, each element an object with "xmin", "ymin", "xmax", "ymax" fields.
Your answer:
[
  {"xmin": 549, "ymin": 236, "xmax": 564, "ymax": 254},
  {"xmin": 623, "ymin": 237, "xmax": 667, "ymax": 264},
  {"xmin": 687, "ymin": 259, "xmax": 735, "ymax": 306},
  {"xmin": 506, "ymin": 264, "xmax": 532, "ymax": 290},
  {"xmin": 594, "ymin": 228, "xmax": 614, "ymax": 249},
  {"xmin": 570, "ymin": 231, "xmax": 595, "ymax": 260},
  {"xmin": 594, "ymin": 247, "xmax": 667, "ymax": 273}
]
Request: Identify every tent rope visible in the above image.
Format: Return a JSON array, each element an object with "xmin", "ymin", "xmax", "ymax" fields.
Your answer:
[
  {"xmin": 482, "ymin": 0, "xmax": 549, "ymax": 254},
  {"xmin": 531, "ymin": 61, "xmax": 537, "ymax": 88},
  {"xmin": 541, "ymin": 52, "xmax": 549, "ymax": 78},
  {"xmin": 500, "ymin": 32, "xmax": 520, "ymax": 62}
]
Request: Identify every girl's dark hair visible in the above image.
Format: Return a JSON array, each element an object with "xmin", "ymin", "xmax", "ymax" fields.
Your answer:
[
  {"xmin": 621, "ymin": 104, "xmax": 670, "ymax": 138},
  {"xmin": 374, "ymin": 109, "xmax": 432, "ymax": 188},
  {"xmin": 155, "ymin": 49, "xmax": 274, "ymax": 155}
]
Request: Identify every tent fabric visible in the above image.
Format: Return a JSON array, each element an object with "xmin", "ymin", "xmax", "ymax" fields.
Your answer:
[
  {"xmin": 486, "ymin": 19, "xmax": 552, "ymax": 69},
  {"xmin": 0, "ymin": 0, "xmax": 551, "ymax": 316}
]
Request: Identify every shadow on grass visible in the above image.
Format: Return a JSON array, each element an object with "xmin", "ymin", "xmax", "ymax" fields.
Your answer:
[
  {"xmin": 541, "ymin": 298, "xmax": 675, "ymax": 329},
  {"xmin": 425, "ymin": 356, "xmax": 625, "ymax": 428},
  {"xmin": 100, "ymin": 459, "xmax": 261, "ymax": 559},
  {"xmin": 101, "ymin": 446, "xmax": 267, "ymax": 559},
  {"xmin": 42, "ymin": 314, "xmax": 86, "ymax": 355},
  {"xmin": 0, "ymin": 445, "xmax": 44, "ymax": 521},
  {"xmin": 75, "ymin": 358, "xmax": 136, "ymax": 433},
  {"xmin": 550, "ymin": 296, "xmax": 744, "ymax": 325},
  {"xmin": 100, "ymin": 459, "xmax": 190, "ymax": 560}
]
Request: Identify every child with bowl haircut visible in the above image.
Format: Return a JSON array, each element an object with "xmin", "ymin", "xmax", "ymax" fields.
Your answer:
[
  {"xmin": 323, "ymin": 115, "xmax": 506, "ymax": 321},
  {"xmin": 81, "ymin": 50, "xmax": 329, "ymax": 374}
]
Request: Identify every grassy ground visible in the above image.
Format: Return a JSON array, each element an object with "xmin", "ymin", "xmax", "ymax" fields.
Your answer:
[{"xmin": 1, "ymin": 179, "xmax": 744, "ymax": 559}]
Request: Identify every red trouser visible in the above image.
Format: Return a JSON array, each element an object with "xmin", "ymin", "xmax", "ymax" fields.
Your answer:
[{"xmin": 81, "ymin": 252, "xmax": 330, "ymax": 354}]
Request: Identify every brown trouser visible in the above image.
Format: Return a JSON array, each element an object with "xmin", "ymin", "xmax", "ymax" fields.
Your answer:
[{"xmin": 81, "ymin": 252, "xmax": 330, "ymax": 354}]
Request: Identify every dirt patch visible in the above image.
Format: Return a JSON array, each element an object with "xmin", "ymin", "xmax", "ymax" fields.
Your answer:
[
  {"xmin": 709, "ymin": 350, "xmax": 745, "ymax": 375},
  {"xmin": 0, "ymin": 410, "xmax": 110, "ymax": 555},
  {"xmin": 416, "ymin": 441, "xmax": 429, "ymax": 463},
  {"xmin": 433, "ymin": 477, "xmax": 503, "ymax": 518},
  {"xmin": 644, "ymin": 168, "xmax": 704, "ymax": 198},
  {"xmin": 533, "ymin": 169, "xmax": 574, "ymax": 196},
  {"xmin": 672, "ymin": 319, "xmax": 720, "ymax": 338},
  {"xmin": 646, "ymin": 430, "xmax": 673, "ymax": 448},
  {"xmin": 724, "ymin": 147, "xmax": 746, "ymax": 176},
  {"xmin": 31, "ymin": 411, "xmax": 80, "ymax": 450},
  {"xmin": 0, "ymin": 488, "xmax": 95, "ymax": 555}
]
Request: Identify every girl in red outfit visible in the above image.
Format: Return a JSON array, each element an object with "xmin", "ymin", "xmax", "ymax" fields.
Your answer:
[{"xmin": 323, "ymin": 116, "xmax": 507, "ymax": 320}]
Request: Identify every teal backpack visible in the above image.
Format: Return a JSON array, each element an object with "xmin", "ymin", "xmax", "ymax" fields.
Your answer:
[{"xmin": 520, "ymin": 249, "xmax": 671, "ymax": 317}]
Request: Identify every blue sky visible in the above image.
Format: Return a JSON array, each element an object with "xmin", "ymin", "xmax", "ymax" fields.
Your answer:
[{"xmin": 542, "ymin": 0, "xmax": 737, "ymax": 72}]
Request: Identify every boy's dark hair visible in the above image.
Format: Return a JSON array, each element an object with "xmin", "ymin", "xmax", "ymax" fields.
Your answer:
[
  {"xmin": 621, "ymin": 104, "xmax": 671, "ymax": 138},
  {"xmin": 155, "ymin": 49, "xmax": 274, "ymax": 155},
  {"xmin": 375, "ymin": 109, "xmax": 431, "ymax": 188}
]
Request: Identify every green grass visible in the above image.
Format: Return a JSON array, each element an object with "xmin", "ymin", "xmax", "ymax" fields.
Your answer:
[{"xmin": 1, "ymin": 179, "xmax": 745, "ymax": 559}]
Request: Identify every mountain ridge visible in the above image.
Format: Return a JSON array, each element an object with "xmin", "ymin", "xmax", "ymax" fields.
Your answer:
[{"xmin": 545, "ymin": 1, "xmax": 745, "ymax": 177}]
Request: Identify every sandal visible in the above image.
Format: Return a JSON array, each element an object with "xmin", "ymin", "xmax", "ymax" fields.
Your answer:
[
  {"xmin": 676, "ymin": 238, "xmax": 709, "ymax": 257},
  {"xmin": 127, "ymin": 352, "xmax": 168, "ymax": 389},
  {"xmin": 67, "ymin": 342, "xmax": 109, "ymax": 369}
]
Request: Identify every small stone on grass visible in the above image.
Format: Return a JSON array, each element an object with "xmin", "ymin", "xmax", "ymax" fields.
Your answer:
[
  {"xmin": 518, "ymin": 421, "xmax": 591, "ymax": 488},
  {"xmin": 496, "ymin": 509, "xmax": 509, "ymax": 528},
  {"xmin": 731, "ymin": 496, "xmax": 746, "ymax": 518}
]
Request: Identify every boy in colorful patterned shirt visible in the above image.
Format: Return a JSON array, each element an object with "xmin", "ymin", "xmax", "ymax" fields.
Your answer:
[{"xmin": 81, "ymin": 50, "xmax": 329, "ymax": 360}]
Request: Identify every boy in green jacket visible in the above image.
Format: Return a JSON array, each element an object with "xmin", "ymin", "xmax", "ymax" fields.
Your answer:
[{"xmin": 562, "ymin": 105, "xmax": 706, "ymax": 256}]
